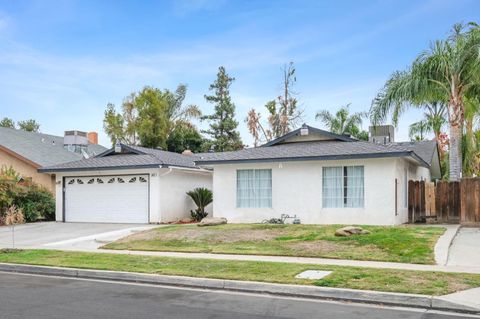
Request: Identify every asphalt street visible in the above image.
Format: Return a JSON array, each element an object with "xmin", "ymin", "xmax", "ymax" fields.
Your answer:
[{"xmin": 0, "ymin": 272, "xmax": 477, "ymax": 319}]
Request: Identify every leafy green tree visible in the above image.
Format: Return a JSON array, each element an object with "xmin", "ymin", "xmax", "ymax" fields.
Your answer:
[
  {"xmin": 315, "ymin": 104, "xmax": 367, "ymax": 139},
  {"xmin": 0, "ymin": 118, "xmax": 15, "ymax": 129},
  {"xmin": 103, "ymin": 84, "xmax": 200, "ymax": 148},
  {"xmin": 202, "ymin": 66, "xmax": 243, "ymax": 151},
  {"xmin": 166, "ymin": 121, "xmax": 206, "ymax": 153},
  {"xmin": 103, "ymin": 103, "xmax": 127, "ymax": 146},
  {"xmin": 17, "ymin": 119, "xmax": 40, "ymax": 132},
  {"xmin": 370, "ymin": 23, "xmax": 480, "ymax": 181},
  {"xmin": 135, "ymin": 87, "xmax": 170, "ymax": 149}
]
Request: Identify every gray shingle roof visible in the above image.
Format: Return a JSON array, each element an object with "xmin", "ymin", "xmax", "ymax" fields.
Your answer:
[
  {"xmin": 37, "ymin": 127, "xmax": 439, "ymax": 172},
  {"xmin": 38, "ymin": 144, "xmax": 200, "ymax": 172},
  {"xmin": 126, "ymin": 145, "xmax": 198, "ymax": 168},
  {"xmin": 195, "ymin": 140, "xmax": 433, "ymax": 167},
  {"xmin": 0, "ymin": 127, "xmax": 107, "ymax": 167},
  {"xmin": 393, "ymin": 141, "xmax": 438, "ymax": 166},
  {"xmin": 38, "ymin": 154, "xmax": 162, "ymax": 172},
  {"xmin": 262, "ymin": 124, "xmax": 357, "ymax": 146}
]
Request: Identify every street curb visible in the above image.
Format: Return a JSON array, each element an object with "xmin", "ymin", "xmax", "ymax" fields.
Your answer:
[{"xmin": 0, "ymin": 263, "xmax": 478, "ymax": 314}]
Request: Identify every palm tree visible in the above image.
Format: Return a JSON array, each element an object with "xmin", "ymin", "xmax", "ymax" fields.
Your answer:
[
  {"xmin": 408, "ymin": 102, "xmax": 447, "ymax": 140},
  {"xmin": 316, "ymin": 104, "xmax": 368, "ymax": 139},
  {"xmin": 409, "ymin": 120, "xmax": 429, "ymax": 141},
  {"xmin": 370, "ymin": 23, "xmax": 480, "ymax": 181}
]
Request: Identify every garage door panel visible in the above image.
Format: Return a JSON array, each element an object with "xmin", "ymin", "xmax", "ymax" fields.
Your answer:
[{"xmin": 65, "ymin": 175, "xmax": 149, "ymax": 223}]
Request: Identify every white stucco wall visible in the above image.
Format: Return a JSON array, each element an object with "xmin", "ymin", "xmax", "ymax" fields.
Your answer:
[
  {"xmin": 211, "ymin": 157, "xmax": 430, "ymax": 225},
  {"xmin": 158, "ymin": 168, "xmax": 213, "ymax": 222},
  {"xmin": 53, "ymin": 167, "xmax": 212, "ymax": 223}
]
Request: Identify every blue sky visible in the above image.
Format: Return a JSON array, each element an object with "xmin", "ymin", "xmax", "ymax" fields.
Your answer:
[{"xmin": 0, "ymin": 0, "xmax": 478, "ymax": 146}]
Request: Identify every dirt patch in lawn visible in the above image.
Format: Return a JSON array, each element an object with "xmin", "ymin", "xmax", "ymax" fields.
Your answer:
[
  {"xmin": 286, "ymin": 240, "xmax": 347, "ymax": 255},
  {"xmin": 286, "ymin": 241, "xmax": 392, "ymax": 260},
  {"xmin": 116, "ymin": 227, "xmax": 282, "ymax": 243}
]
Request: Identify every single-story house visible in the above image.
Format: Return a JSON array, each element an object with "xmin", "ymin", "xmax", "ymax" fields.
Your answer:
[
  {"xmin": 0, "ymin": 127, "xmax": 106, "ymax": 192},
  {"xmin": 38, "ymin": 144, "xmax": 212, "ymax": 224},
  {"xmin": 195, "ymin": 125, "xmax": 440, "ymax": 225},
  {"xmin": 38, "ymin": 124, "xmax": 439, "ymax": 226}
]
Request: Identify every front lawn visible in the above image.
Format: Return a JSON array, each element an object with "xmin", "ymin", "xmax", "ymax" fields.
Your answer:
[
  {"xmin": 103, "ymin": 224, "xmax": 445, "ymax": 264},
  {"xmin": 0, "ymin": 249, "xmax": 478, "ymax": 296}
]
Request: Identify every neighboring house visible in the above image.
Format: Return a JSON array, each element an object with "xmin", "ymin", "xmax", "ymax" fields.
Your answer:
[
  {"xmin": 0, "ymin": 127, "xmax": 106, "ymax": 192},
  {"xmin": 38, "ymin": 144, "xmax": 212, "ymax": 224},
  {"xmin": 195, "ymin": 125, "xmax": 440, "ymax": 226}
]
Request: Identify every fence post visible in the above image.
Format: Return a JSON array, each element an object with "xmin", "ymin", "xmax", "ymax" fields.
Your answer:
[{"xmin": 408, "ymin": 180, "xmax": 414, "ymax": 223}]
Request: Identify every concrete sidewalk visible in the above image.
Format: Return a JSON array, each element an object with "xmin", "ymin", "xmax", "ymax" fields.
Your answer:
[{"xmin": 52, "ymin": 247, "xmax": 480, "ymax": 274}]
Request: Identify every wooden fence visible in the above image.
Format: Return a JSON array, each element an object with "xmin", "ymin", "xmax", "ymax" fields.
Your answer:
[{"xmin": 408, "ymin": 178, "xmax": 480, "ymax": 225}]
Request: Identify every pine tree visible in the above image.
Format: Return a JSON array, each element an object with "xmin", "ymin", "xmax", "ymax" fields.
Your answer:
[{"xmin": 202, "ymin": 66, "xmax": 243, "ymax": 151}]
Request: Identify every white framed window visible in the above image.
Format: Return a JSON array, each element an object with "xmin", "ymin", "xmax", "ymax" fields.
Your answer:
[
  {"xmin": 322, "ymin": 166, "xmax": 364, "ymax": 208},
  {"xmin": 236, "ymin": 169, "xmax": 272, "ymax": 208}
]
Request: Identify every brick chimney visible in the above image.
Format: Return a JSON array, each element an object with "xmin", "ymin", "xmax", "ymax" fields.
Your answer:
[{"xmin": 88, "ymin": 132, "xmax": 98, "ymax": 145}]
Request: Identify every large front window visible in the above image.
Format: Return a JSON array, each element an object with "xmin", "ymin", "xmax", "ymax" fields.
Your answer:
[
  {"xmin": 237, "ymin": 169, "xmax": 272, "ymax": 208},
  {"xmin": 322, "ymin": 166, "xmax": 364, "ymax": 208}
]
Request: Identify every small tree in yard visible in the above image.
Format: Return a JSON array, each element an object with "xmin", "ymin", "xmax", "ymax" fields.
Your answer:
[
  {"xmin": 4, "ymin": 205, "xmax": 25, "ymax": 249},
  {"xmin": 187, "ymin": 188, "xmax": 213, "ymax": 221}
]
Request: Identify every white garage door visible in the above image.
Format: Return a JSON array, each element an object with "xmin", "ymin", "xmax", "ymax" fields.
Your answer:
[{"xmin": 64, "ymin": 175, "xmax": 149, "ymax": 223}]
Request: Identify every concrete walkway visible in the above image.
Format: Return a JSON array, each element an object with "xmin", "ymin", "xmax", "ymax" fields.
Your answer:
[
  {"xmin": 447, "ymin": 227, "xmax": 480, "ymax": 267},
  {"xmin": 434, "ymin": 224, "xmax": 460, "ymax": 265},
  {"xmin": 436, "ymin": 287, "xmax": 480, "ymax": 311}
]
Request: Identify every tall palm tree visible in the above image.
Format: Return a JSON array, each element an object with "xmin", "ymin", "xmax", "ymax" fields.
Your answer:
[
  {"xmin": 370, "ymin": 23, "xmax": 480, "ymax": 181},
  {"xmin": 409, "ymin": 120, "xmax": 429, "ymax": 141},
  {"xmin": 316, "ymin": 104, "xmax": 367, "ymax": 139}
]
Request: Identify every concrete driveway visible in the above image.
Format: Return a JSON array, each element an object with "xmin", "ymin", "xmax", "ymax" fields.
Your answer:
[
  {"xmin": 447, "ymin": 227, "xmax": 480, "ymax": 268},
  {"xmin": 0, "ymin": 222, "xmax": 157, "ymax": 250}
]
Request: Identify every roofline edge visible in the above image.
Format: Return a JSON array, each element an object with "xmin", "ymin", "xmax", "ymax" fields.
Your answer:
[
  {"xmin": 195, "ymin": 151, "xmax": 431, "ymax": 167},
  {"xmin": 38, "ymin": 164, "xmax": 161, "ymax": 173}
]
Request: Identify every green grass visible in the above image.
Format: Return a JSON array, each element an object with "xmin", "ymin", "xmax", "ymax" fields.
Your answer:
[
  {"xmin": 103, "ymin": 224, "xmax": 445, "ymax": 264},
  {"xmin": 0, "ymin": 249, "xmax": 479, "ymax": 296}
]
